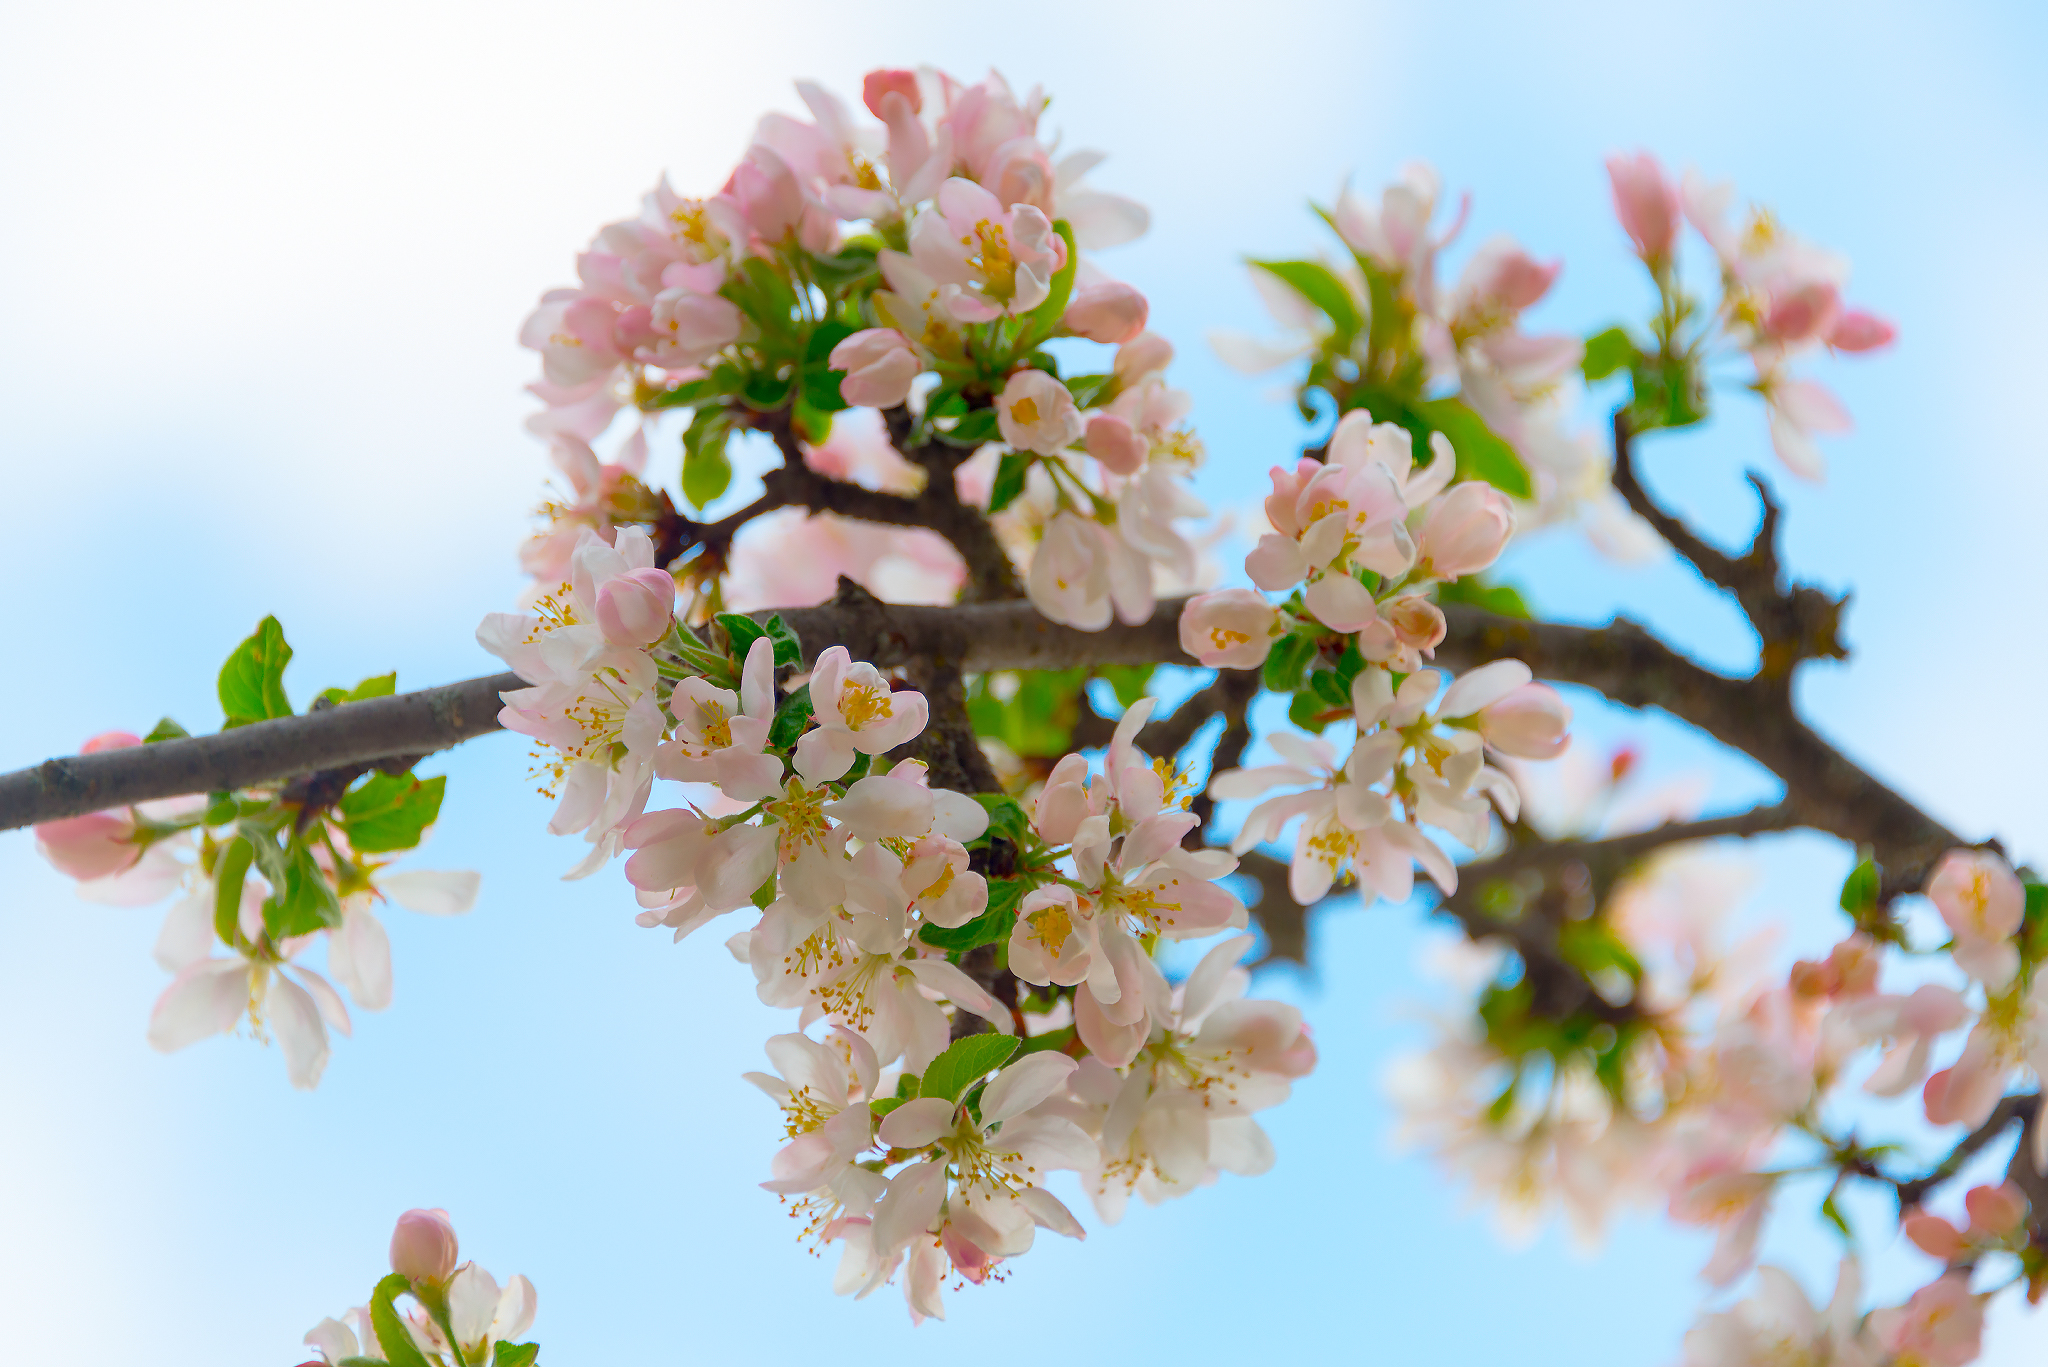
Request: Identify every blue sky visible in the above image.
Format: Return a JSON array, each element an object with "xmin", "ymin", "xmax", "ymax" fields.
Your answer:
[{"xmin": 2, "ymin": 1, "xmax": 2045, "ymax": 1361}]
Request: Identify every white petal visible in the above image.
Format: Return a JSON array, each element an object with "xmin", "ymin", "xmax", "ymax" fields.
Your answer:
[
  {"xmin": 380, "ymin": 869, "xmax": 481, "ymax": 916},
  {"xmin": 981, "ymin": 1052, "xmax": 1079, "ymax": 1125}
]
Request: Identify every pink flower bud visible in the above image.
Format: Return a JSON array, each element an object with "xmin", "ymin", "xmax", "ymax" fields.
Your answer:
[
  {"xmin": 1062, "ymin": 282, "xmax": 1149, "ymax": 345},
  {"xmin": 829, "ymin": 328, "xmax": 920, "ymax": 409},
  {"xmin": 1828, "ymin": 308, "xmax": 1897, "ymax": 353},
  {"xmin": 82, "ymin": 730, "xmax": 143, "ymax": 754},
  {"xmin": 996, "ymin": 369, "xmax": 1083, "ymax": 455},
  {"xmin": 1902, "ymin": 1212, "xmax": 1967, "ymax": 1261},
  {"xmin": 1964, "ymin": 1181, "xmax": 2027, "ymax": 1238},
  {"xmin": 731, "ymin": 144, "xmax": 805, "ymax": 242},
  {"xmin": 595, "ymin": 566, "xmax": 676, "ymax": 647},
  {"xmin": 1112, "ymin": 331, "xmax": 1173, "ymax": 382},
  {"xmin": 861, "ymin": 68, "xmax": 921, "ymax": 117},
  {"xmin": 34, "ymin": 810, "xmax": 140, "ymax": 880},
  {"xmin": 389, "ymin": 1208, "xmax": 459, "ymax": 1284},
  {"xmin": 1382, "ymin": 594, "xmax": 1447, "ymax": 656},
  {"xmin": 1418, "ymin": 482, "xmax": 1515, "ymax": 579},
  {"xmin": 1761, "ymin": 281, "xmax": 1841, "ymax": 345},
  {"xmin": 1476, "ymin": 681, "xmax": 1571, "ymax": 759},
  {"xmin": 1178, "ymin": 589, "xmax": 1281, "ymax": 669},
  {"xmin": 1605, "ymin": 150, "xmax": 1680, "ymax": 262},
  {"xmin": 1084, "ymin": 414, "xmax": 1149, "ymax": 475}
]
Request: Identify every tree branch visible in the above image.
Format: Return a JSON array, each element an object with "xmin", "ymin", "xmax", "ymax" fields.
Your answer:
[
  {"xmin": 749, "ymin": 407, "xmax": 1023, "ymax": 603},
  {"xmin": 1433, "ymin": 606, "xmax": 1961, "ymax": 883},
  {"xmin": 2, "ymin": 600, "xmax": 1967, "ymax": 890},
  {"xmin": 1891, "ymin": 1093, "xmax": 2039, "ymax": 1210},
  {"xmin": 1609, "ymin": 409, "xmax": 1847, "ymax": 680}
]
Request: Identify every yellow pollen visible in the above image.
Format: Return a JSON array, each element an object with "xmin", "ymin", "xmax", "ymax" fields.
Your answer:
[
  {"xmin": 1025, "ymin": 903, "xmax": 1074, "ymax": 951},
  {"xmin": 838, "ymin": 680, "xmax": 894, "ymax": 730},
  {"xmin": 919, "ymin": 862, "xmax": 957, "ymax": 902},
  {"xmin": 1010, "ymin": 395, "xmax": 1040, "ymax": 426},
  {"xmin": 1207, "ymin": 627, "xmax": 1251, "ymax": 650}
]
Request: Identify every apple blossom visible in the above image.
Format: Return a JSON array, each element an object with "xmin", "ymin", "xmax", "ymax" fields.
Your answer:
[
  {"xmin": 830, "ymin": 328, "xmax": 920, "ymax": 409},
  {"xmin": 1178, "ymin": 589, "xmax": 1283, "ymax": 669}
]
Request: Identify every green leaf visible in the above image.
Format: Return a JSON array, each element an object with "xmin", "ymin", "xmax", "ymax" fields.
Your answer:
[
  {"xmin": 769, "ymin": 689, "xmax": 814, "ymax": 751},
  {"xmin": 717, "ymin": 612, "xmax": 768, "ymax": 664},
  {"xmin": 1250, "ymin": 259, "xmax": 1362, "ymax": 344},
  {"xmin": 317, "ymin": 672, "xmax": 398, "ymax": 707},
  {"xmin": 1063, "ymin": 372, "xmax": 1114, "ymax": 410},
  {"xmin": 1308, "ymin": 667, "xmax": 1349, "ymax": 710},
  {"xmin": 1435, "ymin": 576, "xmax": 1531, "ymax": 619},
  {"xmin": 1580, "ymin": 326, "xmax": 1638, "ymax": 383},
  {"xmin": 339, "ymin": 773, "xmax": 447, "ymax": 853},
  {"xmin": 972, "ymin": 794, "xmax": 1033, "ymax": 846},
  {"xmin": 1412, "ymin": 397, "xmax": 1533, "ymax": 499},
  {"xmin": 335, "ymin": 1357, "xmax": 390, "ymax": 1367},
  {"xmin": 1263, "ymin": 633, "xmax": 1317, "ymax": 693},
  {"xmin": 988, "ymin": 451, "xmax": 1031, "ymax": 514},
  {"xmin": 1015, "ymin": 1025, "xmax": 1076, "ymax": 1056},
  {"xmin": 1099, "ymin": 664, "xmax": 1155, "ymax": 710},
  {"xmin": 918, "ymin": 878, "xmax": 1025, "ymax": 953},
  {"xmin": 938, "ymin": 406, "xmax": 1000, "ymax": 449},
  {"xmin": 1820, "ymin": 1190, "xmax": 1853, "ymax": 1241},
  {"xmin": 639, "ymin": 370, "xmax": 740, "ymax": 412},
  {"xmin": 217, "ymin": 616, "xmax": 294, "ymax": 728},
  {"xmin": 493, "ymin": 1342, "xmax": 541, "ymax": 1367},
  {"xmin": 1022, "ymin": 219, "xmax": 1080, "ymax": 346},
  {"xmin": 265, "ymin": 838, "xmax": 343, "ymax": 940},
  {"xmin": 750, "ymin": 873, "xmax": 778, "ymax": 910},
  {"xmin": 213, "ymin": 836, "xmax": 254, "ymax": 948},
  {"xmin": 761, "ymin": 613, "xmax": 803, "ymax": 669},
  {"xmin": 143, "ymin": 716, "xmax": 190, "ymax": 744},
  {"xmin": 1839, "ymin": 857, "xmax": 1881, "ymax": 914},
  {"xmin": 370, "ymin": 1274, "xmax": 434, "ymax": 1367},
  {"xmin": 240, "ymin": 818, "xmax": 291, "ymax": 888},
  {"xmin": 725, "ymin": 257, "xmax": 801, "ymax": 343},
  {"xmin": 965, "ymin": 667, "xmax": 1088, "ymax": 758},
  {"xmin": 919, "ymin": 1034, "xmax": 1021, "ymax": 1103},
  {"xmin": 1286, "ymin": 689, "xmax": 1329, "ymax": 734},
  {"xmin": 681, "ymin": 407, "xmax": 734, "ymax": 510},
  {"xmin": 805, "ymin": 319, "xmax": 856, "ymax": 364}
]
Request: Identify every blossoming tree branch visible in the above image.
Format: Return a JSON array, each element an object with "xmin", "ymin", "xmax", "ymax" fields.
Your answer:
[{"xmin": 3, "ymin": 65, "xmax": 2034, "ymax": 1366}]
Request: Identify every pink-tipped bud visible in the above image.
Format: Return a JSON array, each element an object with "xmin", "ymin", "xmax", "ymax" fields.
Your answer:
[
  {"xmin": 34, "ymin": 810, "xmax": 140, "ymax": 880},
  {"xmin": 1903, "ymin": 1212, "xmax": 1968, "ymax": 1261},
  {"xmin": 828, "ymin": 328, "xmax": 920, "ymax": 409},
  {"xmin": 82, "ymin": 730, "xmax": 143, "ymax": 754},
  {"xmin": 1476, "ymin": 681, "xmax": 1572, "ymax": 760},
  {"xmin": 1178, "ymin": 589, "xmax": 1281, "ymax": 670},
  {"xmin": 1062, "ymin": 282, "xmax": 1149, "ymax": 345},
  {"xmin": 1761, "ymin": 282, "xmax": 1841, "ymax": 345},
  {"xmin": 1418, "ymin": 482, "xmax": 1515, "ymax": 579},
  {"xmin": 389, "ymin": 1208, "xmax": 459, "ymax": 1284},
  {"xmin": 1828, "ymin": 309, "xmax": 1897, "ymax": 353},
  {"xmin": 596, "ymin": 566, "xmax": 677, "ymax": 647},
  {"xmin": 1605, "ymin": 150, "xmax": 1680, "ymax": 262},
  {"xmin": 1112, "ymin": 331, "xmax": 1174, "ymax": 381},
  {"xmin": 862, "ymin": 69, "xmax": 921, "ymax": 118},
  {"xmin": 1964, "ymin": 1182, "xmax": 2028, "ymax": 1238},
  {"xmin": 1382, "ymin": 594, "xmax": 1447, "ymax": 657},
  {"xmin": 1084, "ymin": 414, "xmax": 1149, "ymax": 475}
]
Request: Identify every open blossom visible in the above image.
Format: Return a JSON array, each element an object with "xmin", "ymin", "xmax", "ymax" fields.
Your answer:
[
  {"xmin": 1026, "ymin": 509, "xmax": 1153, "ymax": 630},
  {"xmin": 829, "ymin": 328, "xmax": 919, "ymax": 409},
  {"xmin": 1680, "ymin": 1259, "xmax": 1875, "ymax": 1367},
  {"xmin": 1062, "ymin": 281, "xmax": 1148, "ymax": 344},
  {"xmin": 1924, "ymin": 848, "xmax": 2023, "ymax": 989},
  {"xmin": 1605, "ymin": 150, "xmax": 1680, "ymax": 263},
  {"xmin": 1178, "ymin": 589, "xmax": 1283, "ymax": 669},
  {"xmin": 871, "ymin": 1052, "xmax": 1095, "ymax": 1319},
  {"xmin": 657, "ymin": 637, "xmax": 785, "ymax": 800},
  {"xmin": 996, "ymin": 368, "xmax": 1083, "ymax": 455},
  {"xmin": 793, "ymin": 646, "xmax": 929, "ymax": 784},
  {"xmin": 1416, "ymin": 480, "xmax": 1514, "ymax": 580},
  {"xmin": 1869, "ymin": 1275, "xmax": 1984, "ymax": 1367},
  {"xmin": 909, "ymin": 177, "xmax": 1067, "ymax": 321}
]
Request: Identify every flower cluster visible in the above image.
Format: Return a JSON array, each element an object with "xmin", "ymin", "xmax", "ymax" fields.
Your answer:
[
  {"xmin": 515, "ymin": 66, "xmax": 1213, "ymax": 633},
  {"xmin": 1390, "ymin": 768, "xmax": 2048, "ymax": 1365},
  {"xmin": 301, "ymin": 1208, "xmax": 539, "ymax": 1367},
  {"xmin": 1173, "ymin": 402, "xmax": 1572, "ymax": 908},
  {"xmin": 1604, "ymin": 150, "xmax": 1895, "ymax": 481},
  {"xmin": 473, "ymin": 530, "xmax": 1311, "ymax": 1319},
  {"xmin": 33, "ymin": 621, "xmax": 477, "ymax": 1089}
]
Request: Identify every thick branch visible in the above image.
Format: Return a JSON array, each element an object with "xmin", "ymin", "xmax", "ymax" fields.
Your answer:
[
  {"xmin": 1609, "ymin": 410, "xmax": 1846, "ymax": 679},
  {"xmin": 751, "ymin": 407, "xmax": 1022, "ymax": 603},
  {"xmin": 1892, "ymin": 1093, "xmax": 2039, "ymax": 1210},
  {"xmin": 0, "ymin": 600, "xmax": 1195, "ymax": 830},
  {"xmin": 1444, "ymin": 804, "xmax": 1805, "ymax": 903},
  {"xmin": 4, "ymin": 600, "xmax": 1965, "ymax": 883},
  {"xmin": 1434, "ymin": 607, "xmax": 1961, "ymax": 882},
  {"xmin": 0, "ymin": 673, "xmax": 522, "ymax": 831}
]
